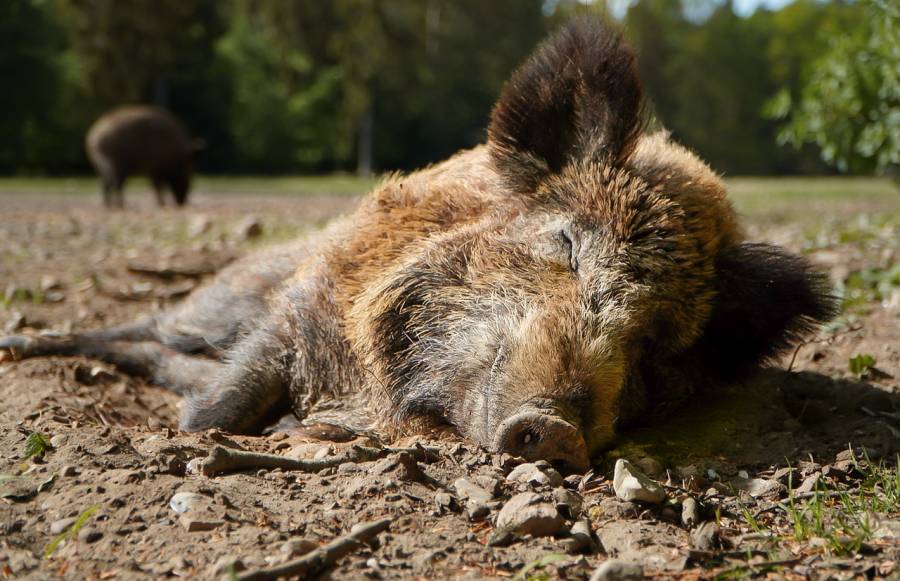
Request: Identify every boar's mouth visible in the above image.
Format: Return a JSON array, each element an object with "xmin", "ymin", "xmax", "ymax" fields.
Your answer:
[{"xmin": 491, "ymin": 402, "xmax": 591, "ymax": 473}]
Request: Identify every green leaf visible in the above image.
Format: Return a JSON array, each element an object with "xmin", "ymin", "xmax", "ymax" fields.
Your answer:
[
  {"xmin": 848, "ymin": 354, "xmax": 876, "ymax": 378},
  {"xmin": 513, "ymin": 554, "xmax": 569, "ymax": 581},
  {"xmin": 23, "ymin": 432, "xmax": 51, "ymax": 461}
]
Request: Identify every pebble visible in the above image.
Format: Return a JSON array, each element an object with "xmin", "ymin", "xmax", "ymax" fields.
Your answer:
[
  {"xmin": 633, "ymin": 456, "xmax": 663, "ymax": 477},
  {"xmin": 732, "ymin": 477, "xmax": 786, "ymax": 499},
  {"xmin": 612, "ymin": 459, "xmax": 666, "ymax": 504},
  {"xmin": 209, "ymin": 556, "xmax": 246, "ymax": 577},
  {"xmin": 553, "ymin": 488, "xmax": 584, "ymax": 519},
  {"xmin": 185, "ymin": 458, "xmax": 204, "ymax": 475},
  {"xmin": 588, "ymin": 498, "xmax": 642, "ymax": 520},
  {"xmin": 690, "ymin": 521, "xmax": 724, "ymax": 551},
  {"xmin": 434, "ymin": 491, "xmax": 456, "ymax": 513},
  {"xmin": 188, "ymin": 215, "xmax": 213, "ymax": 238},
  {"xmin": 169, "ymin": 491, "xmax": 206, "ymax": 514},
  {"xmin": 681, "ymin": 497, "xmax": 700, "ymax": 528},
  {"xmin": 179, "ymin": 514, "xmax": 224, "ymax": 532},
  {"xmin": 506, "ymin": 462, "xmax": 563, "ymax": 487},
  {"xmin": 495, "ymin": 492, "xmax": 565, "ymax": 538},
  {"xmin": 49, "ymin": 434, "xmax": 67, "ymax": 448},
  {"xmin": 49, "ymin": 517, "xmax": 77, "ymax": 535},
  {"xmin": 77, "ymin": 528, "xmax": 102, "ymax": 544},
  {"xmin": 280, "ymin": 538, "xmax": 318, "ymax": 559},
  {"xmin": 560, "ymin": 519, "xmax": 595, "ymax": 554},
  {"xmin": 454, "ymin": 477, "xmax": 494, "ymax": 503},
  {"xmin": 466, "ymin": 502, "xmax": 491, "ymax": 521},
  {"xmin": 589, "ymin": 559, "xmax": 643, "ymax": 581},
  {"xmin": 233, "ymin": 216, "xmax": 263, "ymax": 240}
]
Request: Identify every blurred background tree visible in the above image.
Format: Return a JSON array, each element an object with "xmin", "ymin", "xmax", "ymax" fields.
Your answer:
[
  {"xmin": 1, "ymin": 0, "xmax": 893, "ymax": 177},
  {"xmin": 768, "ymin": 0, "xmax": 898, "ymax": 176}
]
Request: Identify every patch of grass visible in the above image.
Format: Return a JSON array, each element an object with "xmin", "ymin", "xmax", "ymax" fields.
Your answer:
[
  {"xmin": 0, "ymin": 174, "xmax": 378, "ymax": 198},
  {"xmin": 839, "ymin": 264, "xmax": 900, "ymax": 311},
  {"xmin": 43, "ymin": 505, "xmax": 100, "ymax": 559},
  {"xmin": 780, "ymin": 450, "xmax": 898, "ymax": 555}
]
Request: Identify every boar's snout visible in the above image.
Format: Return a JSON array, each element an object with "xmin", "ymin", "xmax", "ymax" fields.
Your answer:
[{"xmin": 492, "ymin": 408, "xmax": 590, "ymax": 473}]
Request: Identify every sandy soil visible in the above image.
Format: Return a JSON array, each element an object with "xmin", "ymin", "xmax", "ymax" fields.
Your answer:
[{"xmin": 0, "ymin": 187, "xmax": 897, "ymax": 579}]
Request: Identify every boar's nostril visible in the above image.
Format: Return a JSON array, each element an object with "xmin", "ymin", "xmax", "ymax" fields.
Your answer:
[{"xmin": 493, "ymin": 410, "xmax": 590, "ymax": 473}]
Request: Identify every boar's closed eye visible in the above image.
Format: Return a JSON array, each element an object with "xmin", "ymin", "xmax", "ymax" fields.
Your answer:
[{"xmin": 558, "ymin": 229, "xmax": 578, "ymax": 272}]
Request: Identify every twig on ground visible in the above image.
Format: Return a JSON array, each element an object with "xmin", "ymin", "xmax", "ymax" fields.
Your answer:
[
  {"xmin": 787, "ymin": 325, "xmax": 862, "ymax": 372},
  {"xmin": 199, "ymin": 443, "xmax": 440, "ymax": 476},
  {"xmin": 236, "ymin": 518, "xmax": 391, "ymax": 581}
]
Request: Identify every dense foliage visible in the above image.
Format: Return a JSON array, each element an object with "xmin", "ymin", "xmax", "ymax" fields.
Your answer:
[{"xmin": 1, "ymin": 0, "xmax": 890, "ymax": 176}]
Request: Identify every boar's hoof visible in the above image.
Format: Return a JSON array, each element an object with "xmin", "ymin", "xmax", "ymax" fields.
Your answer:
[{"xmin": 493, "ymin": 410, "xmax": 590, "ymax": 473}]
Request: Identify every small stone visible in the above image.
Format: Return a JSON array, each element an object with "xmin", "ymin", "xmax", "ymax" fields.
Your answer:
[
  {"xmin": 188, "ymin": 215, "xmax": 214, "ymax": 238},
  {"xmin": 210, "ymin": 556, "xmax": 246, "ymax": 576},
  {"xmin": 40, "ymin": 275, "xmax": 62, "ymax": 292},
  {"xmin": 506, "ymin": 462, "xmax": 564, "ymax": 487},
  {"xmin": 589, "ymin": 498, "xmax": 642, "ymax": 520},
  {"xmin": 434, "ymin": 491, "xmax": 457, "ymax": 513},
  {"xmin": 77, "ymin": 528, "xmax": 102, "ymax": 544},
  {"xmin": 50, "ymin": 434, "xmax": 67, "ymax": 448},
  {"xmin": 169, "ymin": 491, "xmax": 205, "ymax": 514},
  {"xmin": 732, "ymin": 477, "xmax": 785, "ymax": 499},
  {"xmin": 612, "ymin": 459, "xmax": 666, "ymax": 504},
  {"xmin": 185, "ymin": 458, "xmax": 204, "ymax": 475},
  {"xmin": 589, "ymin": 559, "xmax": 643, "ymax": 581},
  {"xmin": 59, "ymin": 465, "xmax": 77, "ymax": 478},
  {"xmin": 553, "ymin": 488, "xmax": 584, "ymax": 519},
  {"xmin": 495, "ymin": 492, "xmax": 565, "ymax": 538},
  {"xmin": 233, "ymin": 216, "xmax": 263, "ymax": 240},
  {"xmin": 179, "ymin": 514, "xmax": 224, "ymax": 532},
  {"xmin": 3, "ymin": 312, "xmax": 27, "ymax": 333},
  {"xmin": 474, "ymin": 475, "xmax": 501, "ymax": 496},
  {"xmin": 690, "ymin": 521, "xmax": 724, "ymax": 551},
  {"xmin": 466, "ymin": 502, "xmax": 491, "ymax": 521},
  {"xmin": 681, "ymin": 497, "xmax": 700, "ymax": 528},
  {"xmin": 560, "ymin": 519, "xmax": 596, "ymax": 554},
  {"xmin": 44, "ymin": 291, "xmax": 65, "ymax": 303},
  {"xmin": 633, "ymin": 456, "xmax": 663, "ymax": 477},
  {"xmin": 454, "ymin": 477, "xmax": 494, "ymax": 503},
  {"xmin": 280, "ymin": 538, "xmax": 318, "ymax": 558},
  {"xmin": 49, "ymin": 517, "xmax": 77, "ymax": 535}
]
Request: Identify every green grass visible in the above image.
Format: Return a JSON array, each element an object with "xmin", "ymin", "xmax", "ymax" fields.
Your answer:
[
  {"xmin": 737, "ymin": 449, "xmax": 900, "ymax": 557},
  {"xmin": 0, "ymin": 174, "xmax": 894, "ymax": 203},
  {"xmin": 0, "ymin": 174, "xmax": 379, "ymax": 197}
]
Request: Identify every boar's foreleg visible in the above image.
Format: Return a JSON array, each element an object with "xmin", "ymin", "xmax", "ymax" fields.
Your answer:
[{"xmin": 178, "ymin": 319, "xmax": 294, "ymax": 434}]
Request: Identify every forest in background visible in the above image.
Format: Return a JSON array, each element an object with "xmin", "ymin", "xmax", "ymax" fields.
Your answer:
[{"xmin": 1, "ymin": 0, "xmax": 895, "ymax": 176}]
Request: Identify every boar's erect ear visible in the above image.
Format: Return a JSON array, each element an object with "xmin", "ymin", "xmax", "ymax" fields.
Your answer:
[
  {"xmin": 694, "ymin": 243, "xmax": 837, "ymax": 377},
  {"xmin": 488, "ymin": 18, "xmax": 644, "ymax": 192}
]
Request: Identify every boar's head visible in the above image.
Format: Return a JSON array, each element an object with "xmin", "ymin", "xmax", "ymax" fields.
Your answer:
[{"xmin": 359, "ymin": 19, "xmax": 834, "ymax": 471}]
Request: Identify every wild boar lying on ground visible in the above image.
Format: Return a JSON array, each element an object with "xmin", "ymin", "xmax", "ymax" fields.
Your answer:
[
  {"xmin": 86, "ymin": 105, "xmax": 202, "ymax": 208},
  {"xmin": 2, "ymin": 19, "xmax": 833, "ymax": 471}
]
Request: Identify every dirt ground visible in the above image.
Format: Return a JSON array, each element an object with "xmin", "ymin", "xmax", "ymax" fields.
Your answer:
[{"xmin": 0, "ymin": 182, "xmax": 898, "ymax": 580}]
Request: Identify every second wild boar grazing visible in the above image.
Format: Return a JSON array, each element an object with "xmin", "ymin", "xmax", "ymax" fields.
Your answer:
[
  {"xmin": 86, "ymin": 105, "xmax": 202, "ymax": 208},
  {"xmin": 2, "ymin": 19, "xmax": 834, "ymax": 471}
]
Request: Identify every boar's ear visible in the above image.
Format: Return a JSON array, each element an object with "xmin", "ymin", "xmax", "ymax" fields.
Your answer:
[
  {"xmin": 488, "ymin": 18, "xmax": 644, "ymax": 192},
  {"xmin": 695, "ymin": 243, "xmax": 836, "ymax": 377}
]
